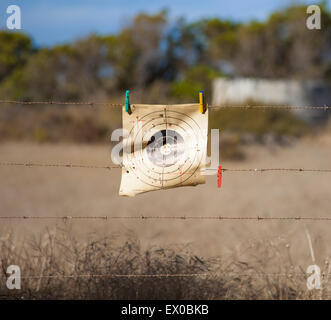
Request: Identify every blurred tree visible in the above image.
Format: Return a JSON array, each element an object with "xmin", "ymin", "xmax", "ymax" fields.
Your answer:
[
  {"xmin": 0, "ymin": 32, "xmax": 33, "ymax": 82},
  {"xmin": 0, "ymin": 4, "xmax": 330, "ymax": 102},
  {"xmin": 196, "ymin": 18, "xmax": 239, "ymax": 69},
  {"xmin": 165, "ymin": 18, "xmax": 206, "ymax": 77},
  {"xmin": 230, "ymin": 5, "xmax": 331, "ymax": 79},
  {"xmin": 0, "ymin": 35, "xmax": 115, "ymax": 100},
  {"xmin": 105, "ymin": 30, "xmax": 138, "ymax": 90},
  {"xmin": 171, "ymin": 64, "xmax": 223, "ymax": 101},
  {"xmin": 106, "ymin": 10, "xmax": 169, "ymax": 91}
]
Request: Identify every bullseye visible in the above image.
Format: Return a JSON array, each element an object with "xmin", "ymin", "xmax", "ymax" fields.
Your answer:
[{"xmin": 160, "ymin": 144, "xmax": 172, "ymax": 156}]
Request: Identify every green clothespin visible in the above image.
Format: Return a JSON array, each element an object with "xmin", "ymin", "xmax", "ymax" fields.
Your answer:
[{"xmin": 125, "ymin": 90, "xmax": 131, "ymax": 113}]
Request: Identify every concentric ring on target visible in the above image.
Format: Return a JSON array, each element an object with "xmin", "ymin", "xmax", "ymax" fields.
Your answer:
[{"xmin": 123, "ymin": 109, "xmax": 204, "ymax": 188}]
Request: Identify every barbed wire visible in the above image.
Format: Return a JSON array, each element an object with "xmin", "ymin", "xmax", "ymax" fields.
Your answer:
[
  {"xmin": 0, "ymin": 162, "xmax": 119, "ymax": 170},
  {"xmin": 0, "ymin": 215, "xmax": 330, "ymax": 221},
  {"xmin": 223, "ymin": 168, "xmax": 331, "ymax": 173},
  {"xmin": 0, "ymin": 99, "xmax": 330, "ymax": 110},
  {"xmin": 0, "ymin": 100, "xmax": 122, "ymax": 107},
  {"xmin": 0, "ymin": 272, "xmax": 323, "ymax": 279},
  {"xmin": 210, "ymin": 105, "xmax": 331, "ymax": 111},
  {"xmin": 1, "ymin": 162, "xmax": 331, "ymax": 173}
]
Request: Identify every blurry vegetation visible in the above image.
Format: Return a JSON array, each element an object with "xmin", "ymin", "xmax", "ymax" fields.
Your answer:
[
  {"xmin": 0, "ymin": 105, "xmax": 120, "ymax": 143},
  {"xmin": 0, "ymin": 32, "xmax": 33, "ymax": 83},
  {"xmin": 1, "ymin": 4, "xmax": 330, "ymax": 101},
  {"xmin": 210, "ymin": 108, "xmax": 309, "ymax": 139},
  {"xmin": 171, "ymin": 65, "xmax": 223, "ymax": 101},
  {"xmin": 0, "ymin": 3, "xmax": 330, "ymax": 145},
  {"xmin": 0, "ymin": 227, "xmax": 328, "ymax": 300}
]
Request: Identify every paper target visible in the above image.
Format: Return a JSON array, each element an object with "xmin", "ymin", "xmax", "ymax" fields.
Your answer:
[{"xmin": 119, "ymin": 104, "xmax": 208, "ymax": 196}]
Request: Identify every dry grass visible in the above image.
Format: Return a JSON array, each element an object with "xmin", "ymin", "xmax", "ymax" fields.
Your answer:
[
  {"xmin": 0, "ymin": 226, "xmax": 329, "ymax": 300},
  {"xmin": 0, "ymin": 105, "xmax": 121, "ymax": 143},
  {"xmin": 0, "ymin": 136, "xmax": 331, "ymax": 299}
]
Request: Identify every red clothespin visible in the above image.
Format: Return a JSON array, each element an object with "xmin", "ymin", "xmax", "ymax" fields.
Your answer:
[{"xmin": 217, "ymin": 165, "xmax": 222, "ymax": 188}]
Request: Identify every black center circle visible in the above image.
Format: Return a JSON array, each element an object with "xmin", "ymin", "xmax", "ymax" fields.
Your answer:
[{"xmin": 146, "ymin": 129, "xmax": 185, "ymax": 167}]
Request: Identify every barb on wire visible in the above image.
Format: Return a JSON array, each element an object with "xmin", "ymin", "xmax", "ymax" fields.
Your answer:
[
  {"xmin": 0, "ymin": 215, "xmax": 331, "ymax": 221},
  {"xmin": 1, "ymin": 162, "xmax": 331, "ymax": 173}
]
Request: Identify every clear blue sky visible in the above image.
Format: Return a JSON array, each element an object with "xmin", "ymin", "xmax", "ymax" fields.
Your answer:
[{"xmin": 0, "ymin": 0, "xmax": 329, "ymax": 46}]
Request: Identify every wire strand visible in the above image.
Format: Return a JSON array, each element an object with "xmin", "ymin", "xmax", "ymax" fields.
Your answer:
[
  {"xmin": 0, "ymin": 162, "xmax": 119, "ymax": 170},
  {"xmin": 0, "ymin": 272, "xmax": 321, "ymax": 279},
  {"xmin": 210, "ymin": 105, "xmax": 331, "ymax": 111},
  {"xmin": 1, "ymin": 162, "xmax": 331, "ymax": 173},
  {"xmin": 0, "ymin": 99, "xmax": 330, "ymax": 110},
  {"xmin": 0, "ymin": 100, "xmax": 122, "ymax": 107},
  {"xmin": 0, "ymin": 215, "xmax": 330, "ymax": 221}
]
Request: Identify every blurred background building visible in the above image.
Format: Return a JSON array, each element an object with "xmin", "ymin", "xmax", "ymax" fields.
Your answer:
[{"xmin": 212, "ymin": 78, "xmax": 331, "ymax": 123}]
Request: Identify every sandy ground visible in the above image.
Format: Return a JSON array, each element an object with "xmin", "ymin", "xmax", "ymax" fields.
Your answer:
[{"xmin": 0, "ymin": 138, "xmax": 331, "ymax": 268}]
